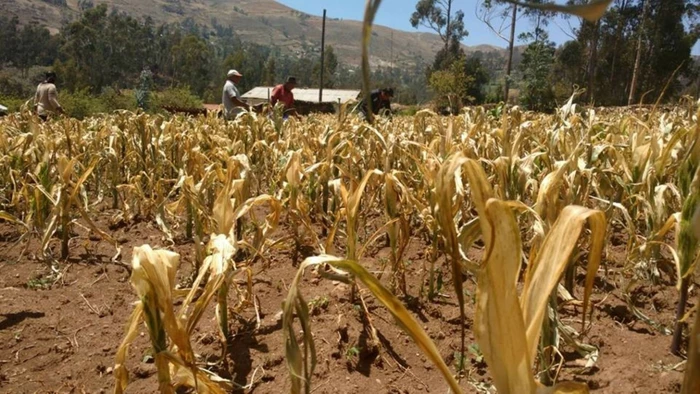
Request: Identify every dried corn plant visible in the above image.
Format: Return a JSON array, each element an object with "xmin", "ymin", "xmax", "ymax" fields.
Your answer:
[{"xmin": 1, "ymin": 60, "xmax": 699, "ymax": 394}]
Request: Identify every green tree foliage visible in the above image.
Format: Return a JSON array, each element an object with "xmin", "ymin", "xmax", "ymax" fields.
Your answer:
[
  {"xmin": 465, "ymin": 56, "xmax": 489, "ymax": 104},
  {"xmin": 57, "ymin": 5, "xmax": 152, "ymax": 93},
  {"xmin": 78, "ymin": 0, "xmax": 94, "ymax": 11},
  {"xmin": 518, "ymin": 32, "xmax": 556, "ymax": 112},
  {"xmin": 1, "ymin": 3, "xmax": 452, "ymax": 110},
  {"xmin": 429, "ymin": 55, "xmax": 477, "ymax": 112},
  {"xmin": 477, "ymin": 0, "xmax": 553, "ymax": 101},
  {"xmin": 171, "ymin": 35, "xmax": 211, "ymax": 95},
  {"xmin": 0, "ymin": 17, "xmax": 20, "ymax": 67},
  {"xmin": 0, "ymin": 16, "xmax": 59, "ymax": 75},
  {"xmin": 424, "ymin": 40, "xmax": 490, "ymax": 106},
  {"xmin": 551, "ymin": 40, "xmax": 586, "ymax": 99},
  {"xmin": 412, "ymin": 0, "xmax": 492, "ymax": 106},
  {"xmin": 410, "ymin": 0, "xmax": 468, "ymax": 49},
  {"xmin": 262, "ymin": 56, "xmax": 276, "ymax": 86},
  {"xmin": 557, "ymin": 0, "xmax": 700, "ymax": 105},
  {"xmin": 312, "ymin": 45, "xmax": 339, "ymax": 88},
  {"xmin": 221, "ymin": 44, "xmax": 270, "ymax": 92}
]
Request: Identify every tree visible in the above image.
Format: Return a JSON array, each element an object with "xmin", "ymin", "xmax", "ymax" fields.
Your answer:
[
  {"xmin": 518, "ymin": 32, "xmax": 556, "ymax": 112},
  {"xmin": 410, "ymin": 0, "xmax": 468, "ymax": 50},
  {"xmin": 15, "ymin": 25, "xmax": 56, "ymax": 76},
  {"xmin": 262, "ymin": 56, "xmax": 276, "ymax": 86},
  {"xmin": 0, "ymin": 16, "xmax": 19, "ymax": 67},
  {"xmin": 552, "ymin": 40, "xmax": 586, "ymax": 99},
  {"xmin": 429, "ymin": 54, "xmax": 481, "ymax": 112},
  {"xmin": 558, "ymin": 0, "xmax": 603, "ymax": 103},
  {"xmin": 465, "ymin": 56, "xmax": 489, "ymax": 104},
  {"xmin": 312, "ymin": 45, "xmax": 338, "ymax": 88},
  {"xmin": 0, "ymin": 2, "xmax": 434, "ymax": 108},
  {"xmin": 642, "ymin": 0, "xmax": 696, "ymax": 102},
  {"xmin": 628, "ymin": 0, "xmax": 649, "ymax": 105},
  {"xmin": 477, "ymin": 0, "xmax": 552, "ymax": 101},
  {"xmin": 477, "ymin": 0, "xmax": 520, "ymax": 101},
  {"xmin": 567, "ymin": 0, "xmax": 699, "ymax": 105},
  {"xmin": 172, "ymin": 34, "xmax": 212, "ymax": 95},
  {"xmin": 58, "ymin": 5, "xmax": 152, "ymax": 93}
]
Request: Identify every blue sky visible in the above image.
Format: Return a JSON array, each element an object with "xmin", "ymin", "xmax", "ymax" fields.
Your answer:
[{"xmin": 277, "ymin": 0, "xmax": 700, "ymax": 54}]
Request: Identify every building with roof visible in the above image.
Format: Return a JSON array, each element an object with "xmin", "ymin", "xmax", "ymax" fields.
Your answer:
[{"xmin": 241, "ymin": 87, "xmax": 361, "ymax": 105}]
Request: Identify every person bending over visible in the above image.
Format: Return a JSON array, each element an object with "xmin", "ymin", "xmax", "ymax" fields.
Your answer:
[
  {"xmin": 270, "ymin": 76, "xmax": 300, "ymax": 118},
  {"xmin": 358, "ymin": 87, "xmax": 394, "ymax": 119}
]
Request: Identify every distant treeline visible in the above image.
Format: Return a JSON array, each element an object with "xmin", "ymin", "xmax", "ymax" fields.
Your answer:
[
  {"xmin": 413, "ymin": 0, "xmax": 700, "ymax": 112},
  {"xmin": 2, "ymin": 0, "xmax": 698, "ymax": 113},
  {"xmin": 0, "ymin": 5, "xmax": 438, "ymax": 106}
]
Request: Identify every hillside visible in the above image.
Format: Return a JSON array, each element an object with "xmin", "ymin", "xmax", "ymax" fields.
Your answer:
[{"xmin": 1, "ymin": 0, "xmax": 506, "ymax": 68}]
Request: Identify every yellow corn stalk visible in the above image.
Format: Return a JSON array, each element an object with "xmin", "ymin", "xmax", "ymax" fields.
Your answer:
[
  {"xmin": 283, "ymin": 255, "xmax": 461, "ymax": 394},
  {"xmin": 474, "ymin": 201, "xmax": 605, "ymax": 394}
]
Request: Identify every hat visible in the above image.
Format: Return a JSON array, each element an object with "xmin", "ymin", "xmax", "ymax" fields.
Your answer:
[
  {"xmin": 382, "ymin": 88, "xmax": 394, "ymax": 97},
  {"xmin": 286, "ymin": 76, "xmax": 297, "ymax": 84},
  {"xmin": 227, "ymin": 69, "xmax": 242, "ymax": 77}
]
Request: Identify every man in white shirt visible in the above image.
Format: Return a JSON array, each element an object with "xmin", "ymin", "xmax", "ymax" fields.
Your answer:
[{"xmin": 222, "ymin": 69, "xmax": 251, "ymax": 120}]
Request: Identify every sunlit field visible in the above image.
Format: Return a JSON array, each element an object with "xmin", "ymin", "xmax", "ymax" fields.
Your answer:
[{"xmin": 0, "ymin": 101, "xmax": 698, "ymax": 393}]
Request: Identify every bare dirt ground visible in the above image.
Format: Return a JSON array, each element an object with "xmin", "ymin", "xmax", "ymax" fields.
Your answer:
[{"xmin": 0, "ymin": 207, "xmax": 695, "ymax": 394}]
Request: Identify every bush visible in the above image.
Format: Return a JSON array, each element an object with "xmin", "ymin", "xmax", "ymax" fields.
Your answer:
[
  {"xmin": 153, "ymin": 87, "xmax": 203, "ymax": 110},
  {"xmin": 0, "ymin": 95, "xmax": 30, "ymax": 113},
  {"xmin": 100, "ymin": 87, "xmax": 137, "ymax": 112},
  {"xmin": 1, "ymin": 85, "xmax": 203, "ymax": 118},
  {"xmin": 60, "ymin": 89, "xmax": 106, "ymax": 120},
  {"xmin": 394, "ymin": 105, "xmax": 419, "ymax": 116},
  {"xmin": 0, "ymin": 66, "xmax": 50, "ymax": 99}
]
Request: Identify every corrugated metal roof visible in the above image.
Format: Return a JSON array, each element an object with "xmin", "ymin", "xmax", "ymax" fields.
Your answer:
[{"xmin": 241, "ymin": 87, "xmax": 360, "ymax": 103}]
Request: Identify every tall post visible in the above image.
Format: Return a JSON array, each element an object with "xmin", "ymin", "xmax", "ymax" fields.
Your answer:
[
  {"xmin": 319, "ymin": 9, "xmax": 327, "ymax": 103},
  {"xmin": 628, "ymin": 0, "xmax": 649, "ymax": 106},
  {"xmin": 504, "ymin": 3, "xmax": 517, "ymax": 103}
]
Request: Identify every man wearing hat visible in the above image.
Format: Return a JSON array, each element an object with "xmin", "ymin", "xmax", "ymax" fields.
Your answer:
[
  {"xmin": 222, "ymin": 69, "xmax": 250, "ymax": 120},
  {"xmin": 270, "ymin": 76, "xmax": 299, "ymax": 118},
  {"xmin": 34, "ymin": 71, "xmax": 63, "ymax": 121}
]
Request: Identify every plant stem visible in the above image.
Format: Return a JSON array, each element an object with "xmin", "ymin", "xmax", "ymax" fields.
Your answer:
[{"xmin": 671, "ymin": 276, "xmax": 690, "ymax": 355}]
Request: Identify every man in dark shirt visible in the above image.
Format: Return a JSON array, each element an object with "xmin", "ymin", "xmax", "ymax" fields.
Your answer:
[{"xmin": 358, "ymin": 87, "xmax": 394, "ymax": 119}]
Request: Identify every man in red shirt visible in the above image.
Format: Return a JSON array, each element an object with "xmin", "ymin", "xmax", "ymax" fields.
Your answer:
[{"xmin": 270, "ymin": 76, "xmax": 299, "ymax": 118}]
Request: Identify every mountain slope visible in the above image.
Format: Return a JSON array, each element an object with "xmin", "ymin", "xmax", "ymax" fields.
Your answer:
[{"xmin": 2, "ymin": 0, "xmax": 506, "ymax": 68}]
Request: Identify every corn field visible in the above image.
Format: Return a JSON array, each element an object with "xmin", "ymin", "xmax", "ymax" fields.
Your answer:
[{"xmin": 0, "ymin": 99, "xmax": 698, "ymax": 393}]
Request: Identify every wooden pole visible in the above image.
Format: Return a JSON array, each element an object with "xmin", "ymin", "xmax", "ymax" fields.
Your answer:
[
  {"xmin": 628, "ymin": 0, "xmax": 649, "ymax": 106},
  {"xmin": 504, "ymin": 4, "xmax": 517, "ymax": 103},
  {"xmin": 319, "ymin": 9, "xmax": 327, "ymax": 103}
]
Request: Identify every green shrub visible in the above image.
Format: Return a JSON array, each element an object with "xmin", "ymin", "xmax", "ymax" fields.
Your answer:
[
  {"xmin": 153, "ymin": 87, "xmax": 203, "ymax": 110},
  {"xmin": 60, "ymin": 89, "xmax": 106, "ymax": 120},
  {"xmin": 395, "ymin": 105, "xmax": 419, "ymax": 116},
  {"xmin": 0, "ymin": 66, "xmax": 49, "ymax": 99},
  {"xmin": 0, "ymin": 95, "xmax": 30, "ymax": 113},
  {"xmin": 100, "ymin": 87, "xmax": 137, "ymax": 112}
]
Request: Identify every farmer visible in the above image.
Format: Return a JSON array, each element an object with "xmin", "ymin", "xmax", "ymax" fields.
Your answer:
[
  {"xmin": 222, "ymin": 69, "xmax": 251, "ymax": 120},
  {"xmin": 34, "ymin": 71, "xmax": 63, "ymax": 121},
  {"xmin": 270, "ymin": 76, "xmax": 300, "ymax": 118},
  {"xmin": 358, "ymin": 87, "xmax": 394, "ymax": 119}
]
